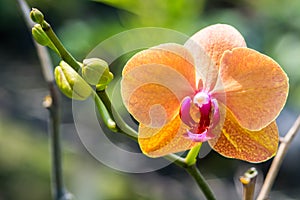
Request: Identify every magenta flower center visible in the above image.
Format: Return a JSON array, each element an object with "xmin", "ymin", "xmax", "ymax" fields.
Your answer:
[{"xmin": 180, "ymin": 91, "xmax": 220, "ymax": 142}]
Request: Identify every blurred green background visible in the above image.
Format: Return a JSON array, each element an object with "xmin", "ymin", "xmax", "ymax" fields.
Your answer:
[{"xmin": 1, "ymin": 0, "xmax": 300, "ymax": 199}]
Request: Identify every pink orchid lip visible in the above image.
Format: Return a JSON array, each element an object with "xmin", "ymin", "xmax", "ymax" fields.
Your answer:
[
  {"xmin": 180, "ymin": 91, "xmax": 220, "ymax": 142},
  {"xmin": 186, "ymin": 128, "xmax": 215, "ymax": 142}
]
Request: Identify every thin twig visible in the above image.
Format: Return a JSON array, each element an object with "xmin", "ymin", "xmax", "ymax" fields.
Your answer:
[
  {"xmin": 257, "ymin": 115, "xmax": 300, "ymax": 200},
  {"xmin": 240, "ymin": 167, "xmax": 258, "ymax": 200},
  {"xmin": 17, "ymin": 0, "xmax": 54, "ymax": 83},
  {"xmin": 17, "ymin": 1, "xmax": 67, "ymax": 199},
  {"xmin": 45, "ymin": 85, "xmax": 65, "ymax": 199}
]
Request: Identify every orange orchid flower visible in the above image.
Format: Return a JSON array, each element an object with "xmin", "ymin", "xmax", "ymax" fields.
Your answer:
[{"xmin": 121, "ymin": 24, "xmax": 289, "ymax": 162}]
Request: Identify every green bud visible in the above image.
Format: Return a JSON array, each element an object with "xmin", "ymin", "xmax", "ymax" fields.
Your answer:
[
  {"xmin": 30, "ymin": 8, "xmax": 44, "ymax": 24},
  {"xmin": 81, "ymin": 58, "xmax": 114, "ymax": 90},
  {"xmin": 32, "ymin": 24, "xmax": 49, "ymax": 46},
  {"xmin": 32, "ymin": 24, "xmax": 60, "ymax": 55},
  {"xmin": 55, "ymin": 61, "xmax": 92, "ymax": 100}
]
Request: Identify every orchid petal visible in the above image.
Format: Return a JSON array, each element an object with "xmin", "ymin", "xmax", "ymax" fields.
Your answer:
[
  {"xmin": 213, "ymin": 47, "xmax": 289, "ymax": 130},
  {"xmin": 138, "ymin": 115, "xmax": 198, "ymax": 157},
  {"xmin": 209, "ymin": 104, "xmax": 279, "ymax": 163},
  {"xmin": 180, "ymin": 96, "xmax": 197, "ymax": 127},
  {"xmin": 121, "ymin": 43, "xmax": 196, "ymax": 127},
  {"xmin": 210, "ymin": 98, "xmax": 220, "ymax": 129},
  {"xmin": 185, "ymin": 24, "xmax": 246, "ymax": 91}
]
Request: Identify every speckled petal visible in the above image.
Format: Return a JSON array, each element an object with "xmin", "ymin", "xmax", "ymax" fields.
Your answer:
[
  {"xmin": 209, "ymin": 104, "xmax": 279, "ymax": 163},
  {"xmin": 213, "ymin": 47, "xmax": 289, "ymax": 130},
  {"xmin": 121, "ymin": 43, "xmax": 196, "ymax": 126},
  {"xmin": 185, "ymin": 24, "xmax": 246, "ymax": 91},
  {"xmin": 138, "ymin": 115, "xmax": 198, "ymax": 157}
]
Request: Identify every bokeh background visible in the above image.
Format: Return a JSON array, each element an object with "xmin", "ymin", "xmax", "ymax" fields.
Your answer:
[{"xmin": 1, "ymin": 0, "xmax": 300, "ymax": 199}]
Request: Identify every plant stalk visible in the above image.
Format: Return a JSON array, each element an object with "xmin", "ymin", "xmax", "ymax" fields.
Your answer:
[
  {"xmin": 46, "ymin": 84, "xmax": 65, "ymax": 199},
  {"xmin": 185, "ymin": 143, "xmax": 202, "ymax": 165},
  {"xmin": 186, "ymin": 164, "xmax": 217, "ymax": 200},
  {"xmin": 40, "ymin": 21, "xmax": 81, "ymax": 71}
]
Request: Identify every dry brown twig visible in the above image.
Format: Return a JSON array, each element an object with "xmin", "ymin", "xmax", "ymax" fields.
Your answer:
[
  {"xmin": 256, "ymin": 115, "xmax": 300, "ymax": 200},
  {"xmin": 240, "ymin": 167, "xmax": 258, "ymax": 200}
]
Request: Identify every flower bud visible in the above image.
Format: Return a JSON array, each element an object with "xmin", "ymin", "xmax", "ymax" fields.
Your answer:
[
  {"xmin": 55, "ymin": 61, "xmax": 92, "ymax": 100},
  {"xmin": 81, "ymin": 58, "xmax": 114, "ymax": 90},
  {"xmin": 32, "ymin": 24, "xmax": 50, "ymax": 46},
  {"xmin": 30, "ymin": 8, "xmax": 44, "ymax": 24},
  {"xmin": 32, "ymin": 24, "xmax": 60, "ymax": 55}
]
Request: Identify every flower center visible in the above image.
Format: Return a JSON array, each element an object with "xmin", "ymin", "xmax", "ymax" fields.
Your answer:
[
  {"xmin": 193, "ymin": 92, "xmax": 210, "ymax": 107},
  {"xmin": 179, "ymin": 91, "xmax": 220, "ymax": 142}
]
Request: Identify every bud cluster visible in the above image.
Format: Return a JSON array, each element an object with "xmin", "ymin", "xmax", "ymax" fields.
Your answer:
[{"xmin": 55, "ymin": 61, "xmax": 92, "ymax": 100}]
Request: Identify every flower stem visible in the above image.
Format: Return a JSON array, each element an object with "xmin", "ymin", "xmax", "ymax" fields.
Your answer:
[
  {"xmin": 96, "ymin": 90, "xmax": 138, "ymax": 140},
  {"xmin": 164, "ymin": 154, "xmax": 187, "ymax": 168},
  {"xmin": 185, "ymin": 164, "xmax": 216, "ymax": 200},
  {"xmin": 33, "ymin": 15, "xmax": 81, "ymax": 71},
  {"xmin": 30, "ymin": 7, "xmax": 80, "ymax": 71},
  {"xmin": 92, "ymin": 91, "xmax": 118, "ymax": 132},
  {"xmin": 185, "ymin": 143, "xmax": 202, "ymax": 166}
]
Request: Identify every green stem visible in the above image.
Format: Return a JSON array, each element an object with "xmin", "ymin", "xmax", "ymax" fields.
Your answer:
[
  {"xmin": 92, "ymin": 91, "xmax": 118, "ymax": 132},
  {"xmin": 186, "ymin": 164, "xmax": 217, "ymax": 200},
  {"xmin": 40, "ymin": 21, "xmax": 81, "ymax": 71},
  {"xmin": 96, "ymin": 90, "xmax": 113, "ymax": 114},
  {"xmin": 164, "ymin": 153, "xmax": 187, "ymax": 168},
  {"xmin": 185, "ymin": 143, "xmax": 202, "ymax": 166},
  {"xmin": 97, "ymin": 90, "xmax": 138, "ymax": 140}
]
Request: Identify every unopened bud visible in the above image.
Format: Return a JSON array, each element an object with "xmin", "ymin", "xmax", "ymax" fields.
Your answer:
[
  {"xmin": 32, "ymin": 24, "xmax": 60, "ymax": 55},
  {"xmin": 32, "ymin": 24, "xmax": 49, "ymax": 46},
  {"xmin": 30, "ymin": 8, "xmax": 44, "ymax": 24},
  {"xmin": 55, "ymin": 61, "xmax": 92, "ymax": 100},
  {"xmin": 82, "ymin": 58, "xmax": 114, "ymax": 90}
]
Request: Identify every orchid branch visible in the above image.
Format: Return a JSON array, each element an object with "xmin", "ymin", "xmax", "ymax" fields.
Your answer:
[
  {"xmin": 186, "ymin": 164, "xmax": 217, "ymax": 200},
  {"xmin": 30, "ymin": 8, "xmax": 81, "ymax": 71},
  {"xmin": 25, "ymin": 7, "xmax": 216, "ymax": 199}
]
